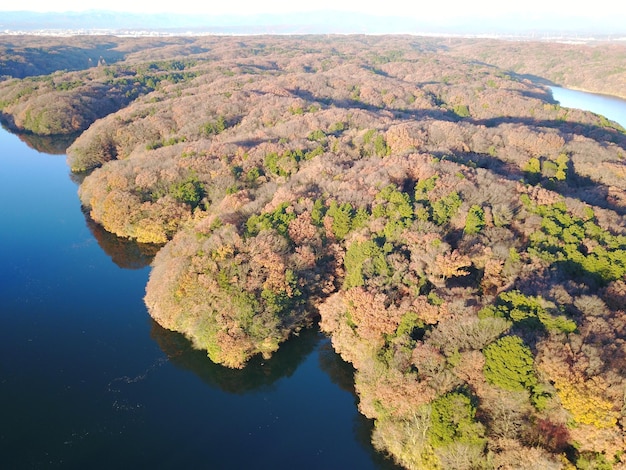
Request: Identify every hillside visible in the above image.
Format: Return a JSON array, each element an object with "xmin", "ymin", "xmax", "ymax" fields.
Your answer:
[{"xmin": 1, "ymin": 35, "xmax": 625, "ymax": 469}]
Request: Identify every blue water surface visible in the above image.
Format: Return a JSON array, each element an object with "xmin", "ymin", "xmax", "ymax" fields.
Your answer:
[
  {"xmin": 551, "ymin": 86, "xmax": 626, "ymax": 128},
  {"xmin": 0, "ymin": 128, "xmax": 397, "ymax": 469}
]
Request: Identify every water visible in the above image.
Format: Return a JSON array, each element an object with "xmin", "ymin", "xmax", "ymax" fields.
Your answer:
[
  {"xmin": 0, "ymin": 129, "xmax": 397, "ymax": 469},
  {"xmin": 551, "ymin": 86, "xmax": 626, "ymax": 128}
]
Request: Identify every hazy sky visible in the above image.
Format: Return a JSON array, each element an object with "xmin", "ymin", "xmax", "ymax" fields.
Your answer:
[{"xmin": 3, "ymin": 0, "xmax": 626, "ymax": 21}]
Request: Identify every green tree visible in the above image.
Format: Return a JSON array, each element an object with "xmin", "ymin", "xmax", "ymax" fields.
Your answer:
[
  {"xmin": 428, "ymin": 392, "xmax": 485, "ymax": 448},
  {"xmin": 169, "ymin": 176, "xmax": 204, "ymax": 208},
  {"xmin": 483, "ymin": 335, "xmax": 537, "ymax": 392},
  {"xmin": 524, "ymin": 157, "xmax": 541, "ymax": 184},
  {"xmin": 311, "ymin": 198, "xmax": 326, "ymax": 226},
  {"xmin": 245, "ymin": 202, "xmax": 296, "ymax": 238},
  {"xmin": 415, "ymin": 175, "xmax": 438, "ymax": 202},
  {"xmin": 464, "ymin": 205, "xmax": 485, "ymax": 235},
  {"xmin": 453, "ymin": 104, "xmax": 470, "ymax": 118},
  {"xmin": 480, "ymin": 290, "xmax": 576, "ymax": 334},
  {"xmin": 327, "ymin": 200, "xmax": 354, "ymax": 239},
  {"xmin": 431, "ymin": 191, "xmax": 461, "ymax": 225},
  {"xmin": 555, "ymin": 153, "xmax": 569, "ymax": 181},
  {"xmin": 201, "ymin": 115, "xmax": 227, "ymax": 136},
  {"xmin": 344, "ymin": 239, "xmax": 389, "ymax": 288}
]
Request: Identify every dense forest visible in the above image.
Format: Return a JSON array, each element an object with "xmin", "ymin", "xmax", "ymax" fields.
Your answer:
[{"xmin": 1, "ymin": 34, "xmax": 625, "ymax": 469}]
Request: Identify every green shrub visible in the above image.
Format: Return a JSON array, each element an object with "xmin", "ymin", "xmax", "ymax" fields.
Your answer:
[{"xmin": 327, "ymin": 200, "xmax": 355, "ymax": 239}]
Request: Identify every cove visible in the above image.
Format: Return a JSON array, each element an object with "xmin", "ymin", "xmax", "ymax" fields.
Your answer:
[{"xmin": 0, "ymin": 129, "xmax": 398, "ymax": 468}]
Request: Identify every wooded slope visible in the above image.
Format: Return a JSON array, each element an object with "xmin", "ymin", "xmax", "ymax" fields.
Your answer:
[{"xmin": 1, "ymin": 35, "xmax": 625, "ymax": 470}]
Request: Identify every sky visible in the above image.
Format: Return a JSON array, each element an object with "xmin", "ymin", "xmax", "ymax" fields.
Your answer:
[
  {"xmin": 2, "ymin": 0, "xmax": 626, "ymax": 35},
  {"xmin": 2, "ymin": 0, "xmax": 626, "ymax": 21}
]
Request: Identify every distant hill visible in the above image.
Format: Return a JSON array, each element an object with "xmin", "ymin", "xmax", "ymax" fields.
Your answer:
[{"xmin": 1, "ymin": 10, "xmax": 625, "ymax": 37}]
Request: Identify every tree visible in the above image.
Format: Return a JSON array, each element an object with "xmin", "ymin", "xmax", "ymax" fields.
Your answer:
[
  {"xmin": 344, "ymin": 239, "xmax": 389, "ymax": 289},
  {"xmin": 325, "ymin": 200, "xmax": 354, "ymax": 240},
  {"xmin": 427, "ymin": 250, "xmax": 472, "ymax": 287},
  {"xmin": 464, "ymin": 205, "xmax": 485, "ymax": 235},
  {"xmin": 480, "ymin": 290, "xmax": 576, "ymax": 334},
  {"xmin": 169, "ymin": 176, "xmax": 204, "ymax": 208},
  {"xmin": 428, "ymin": 392, "xmax": 485, "ymax": 449},
  {"xmin": 431, "ymin": 191, "xmax": 462, "ymax": 225},
  {"xmin": 483, "ymin": 335, "xmax": 537, "ymax": 392}
]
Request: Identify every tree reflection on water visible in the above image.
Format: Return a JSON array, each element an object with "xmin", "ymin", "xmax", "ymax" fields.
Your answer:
[
  {"xmin": 150, "ymin": 320, "xmax": 322, "ymax": 394},
  {"xmin": 83, "ymin": 207, "xmax": 160, "ymax": 269}
]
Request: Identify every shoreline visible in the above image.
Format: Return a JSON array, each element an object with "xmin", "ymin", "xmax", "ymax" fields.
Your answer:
[{"xmin": 553, "ymin": 84, "xmax": 626, "ymax": 102}]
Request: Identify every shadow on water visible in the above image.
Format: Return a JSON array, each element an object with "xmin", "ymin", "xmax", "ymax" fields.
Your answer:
[
  {"xmin": 318, "ymin": 340, "xmax": 356, "ymax": 394},
  {"xmin": 150, "ymin": 320, "xmax": 323, "ymax": 394},
  {"xmin": 353, "ymin": 413, "xmax": 405, "ymax": 470},
  {"xmin": 0, "ymin": 123, "xmax": 160, "ymax": 269},
  {"xmin": 82, "ymin": 208, "xmax": 160, "ymax": 269},
  {"xmin": 317, "ymin": 342, "xmax": 403, "ymax": 470},
  {"xmin": 152, "ymin": 320, "xmax": 403, "ymax": 468}
]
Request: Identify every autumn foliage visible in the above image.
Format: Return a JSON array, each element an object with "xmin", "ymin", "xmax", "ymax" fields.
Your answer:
[{"xmin": 3, "ymin": 34, "xmax": 626, "ymax": 469}]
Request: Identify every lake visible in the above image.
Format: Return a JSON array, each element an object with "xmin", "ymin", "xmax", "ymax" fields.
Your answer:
[
  {"xmin": 0, "ymin": 132, "xmax": 398, "ymax": 468},
  {"xmin": 551, "ymin": 86, "xmax": 626, "ymax": 128},
  {"xmin": 2, "ymin": 84, "xmax": 624, "ymax": 470}
]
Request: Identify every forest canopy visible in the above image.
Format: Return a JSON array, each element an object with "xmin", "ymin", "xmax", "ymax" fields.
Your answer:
[{"xmin": 2, "ymin": 34, "xmax": 625, "ymax": 470}]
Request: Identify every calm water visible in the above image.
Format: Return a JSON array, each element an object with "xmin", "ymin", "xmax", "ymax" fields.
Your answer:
[
  {"xmin": 0, "ymin": 130, "xmax": 397, "ymax": 468},
  {"xmin": 551, "ymin": 86, "xmax": 626, "ymax": 128}
]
